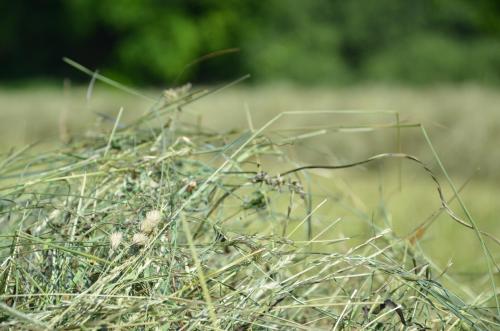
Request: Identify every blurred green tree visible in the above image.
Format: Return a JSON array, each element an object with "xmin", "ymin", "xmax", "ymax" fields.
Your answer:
[{"xmin": 0, "ymin": 0, "xmax": 499, "ymax": 85}]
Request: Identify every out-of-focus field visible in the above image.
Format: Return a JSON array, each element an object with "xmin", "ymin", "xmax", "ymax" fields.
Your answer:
[
  {"xmin": 2, "ymin": 84, "xmax": 500, "ymax": 176},
  {"xmin": 1, "ymin": 84, "xmax": 499, "ymax": 284}
]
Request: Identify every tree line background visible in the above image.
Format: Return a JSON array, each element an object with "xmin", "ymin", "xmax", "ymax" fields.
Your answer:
[{"xmin": 2, "ymin": 0, "xmax": 500, "ymax": 85}]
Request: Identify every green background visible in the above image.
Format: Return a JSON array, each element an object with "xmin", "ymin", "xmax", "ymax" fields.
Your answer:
[{"xmin": 2, "ymin": 0, "xmax": 500, "ymax": 85}]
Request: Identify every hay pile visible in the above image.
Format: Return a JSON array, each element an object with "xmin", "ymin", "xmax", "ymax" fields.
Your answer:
[{"xmin": 0, "ymin": 79, "xmax": 497, "ymax": 330}]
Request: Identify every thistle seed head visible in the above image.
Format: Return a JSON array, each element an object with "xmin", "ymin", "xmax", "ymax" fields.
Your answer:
[
  {"xmin": 146, "ymin": 210, "xmax": 162, "ymax": 223},
  {"xmin": 109, "ymin": 232, "xmax": 123, "ymax": 250},
  {"xmin": 132, "ymin": 232, "xmax": 148, "ymax": 247},
  {"xmin": 140, "ymin": 210, "xmax": 162, "ymax": 233}
]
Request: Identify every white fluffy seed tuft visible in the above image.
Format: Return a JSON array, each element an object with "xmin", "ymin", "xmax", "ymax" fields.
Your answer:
[
  {"xmin": 140, "ymin": 210, "xmax": 162, "ymax": 234},
  {"xmin": 146, "ymin": 210, "xmax": 162, "ymax": 222},
  {"xmin": 132, "ymin": 233, "xmax": 148, "ymax": 247},
  {"xmin": 109, "ymin": 232, "xmax": 123, "ymax": 250}
]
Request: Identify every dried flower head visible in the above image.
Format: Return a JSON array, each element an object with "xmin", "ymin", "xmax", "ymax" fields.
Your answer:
[
  {"xmin": 141, "ymin": 210, "xmax": 162, "ymax": 234},
  {"xmin": 264, "ymin": 174, "xmax": 285, "ymax": 192},
  {"xmin": 289, "ymin": 180, "xmax": 306, "ymax": 199},
  {"xmin": 146, "ymin": 210, "xmax": 162, "ymax": 223},
  {"xmin": 109, "ymin": 232, "xmax": 123, "ymax": 250},
  {"xmin": 140, "ymin": 218, "xmax": 159, "ymax": 234},
  {"xmin": 132, "ymin": 232, "xmax": 148, "ymax": 247},
  {"xmin": 252, "ymin": 171, "xmax": 269, "ymax": 183},
  {"xmin": 186, "ymin": 180, "xmax": 197, "ymax": 193},
  {"xmin": 163, "ymin": 83, "xmax": 192, "ymax": 103}
]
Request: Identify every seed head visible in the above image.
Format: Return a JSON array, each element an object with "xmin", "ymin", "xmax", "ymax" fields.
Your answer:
[
  {"xmin": 140, "ymin": 210, "xmax": 162, "ymax": 234},
  {"xmin": 252, "ymin": 171, "xmax": 269, "ymax": 183},
  {"xmin": 140, "ymin": 218, "xmax": 159, "ymax": 234},
  {"xmin": 186, "ymin": 180, "xmax": 197, "ymax": 193},
  {"xmin": 109, "ymin": 232, "xmax": 123, "ymax": 250},
  {"xmin": 146, "ymin": 210, "xmax": 162, "ymax": 223},
  {"xmin": 132, "ymin": 232, "xmax": 148, "ymax": 247},
  {"xmin": 163, "ymin": 83, "xmax": 191, "ymax": 103}
]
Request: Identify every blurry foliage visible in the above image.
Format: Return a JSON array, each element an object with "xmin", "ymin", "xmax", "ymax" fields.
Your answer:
[{"xmin": 1, "ymin": 0, "xmax": 500, "ymax": 85}]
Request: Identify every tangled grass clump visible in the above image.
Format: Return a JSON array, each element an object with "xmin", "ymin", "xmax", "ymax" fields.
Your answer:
[{"xmin": 0, "ymin": 69, "xmax": 498, "ymax": 330}]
